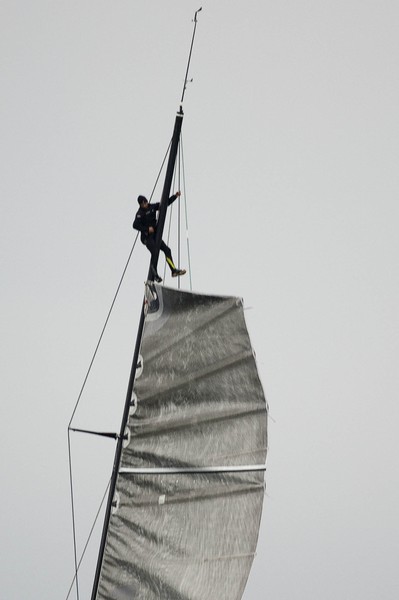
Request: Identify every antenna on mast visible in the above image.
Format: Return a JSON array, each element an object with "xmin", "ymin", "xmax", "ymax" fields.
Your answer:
[{"xmin": 180, "ymin": 7, "xmax": 202, "ymax": 104}]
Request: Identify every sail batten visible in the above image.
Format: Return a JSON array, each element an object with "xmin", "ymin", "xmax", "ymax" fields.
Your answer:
[
  {"xmin": 120, "ymin": 465, "xmax": 266, "ymax": 474},
  {"xmin": 95, "ymin": 284, "xmax": 267, "ymax": 600}
]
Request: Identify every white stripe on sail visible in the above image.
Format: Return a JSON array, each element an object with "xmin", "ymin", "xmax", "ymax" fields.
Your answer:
[{"xmin": 119, "ymin": 464, "xmax": 266, "ymax": 474}]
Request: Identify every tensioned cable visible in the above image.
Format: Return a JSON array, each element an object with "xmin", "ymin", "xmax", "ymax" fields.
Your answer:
[
  {"xmin": 68, "ymin": 7, "xmax": 203, "ymax": 596},
  {"xmin": 67, "ymin": 136, "xmax": 173, "ymax": 427},
  {"xmin": 163, "ymin": 148, "xmax": 179, "ymax": 281},
  {"xmin": 66, "ymin": 235, "xmax": 140, "ymax": 600},
  {"xmin": 163, "ymin": 138, "xmax": 192, "ymax": 290},
  {"xmin": 163, "ymin": 159, "xmax": 176, "ymax": 282},
  {"xmin": 67, "ymin": 433, "xmax": 80, "ymax": 600},
  {"xmin": 68, "ymin": 234, "xmax": 139, "ymax": 429},
  {"xmin": 65, "ymin": 479, "xmax": 111, "ymax": 600},
  {"xmin": 67, "ymin": 230, "xmax": 140, "ymax": 600},
  {"xmin": 177, "ymin": 142, "xmax": 181, "ymax": 290},
  {"xmin": 180, "ymin": 135, "xmax": 193, "ymax": 291},
  {"xmin": 67, "ymin": 139, "xmax": 173, "ymax": 600},
  {"xmin": 164, "ymin": 205, "xmax": 173, "ymax": 281}
]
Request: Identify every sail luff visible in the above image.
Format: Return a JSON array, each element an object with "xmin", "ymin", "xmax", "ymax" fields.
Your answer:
[{"xmin": 90, "ymin": 108, "xmax": 184, "ymax": 600}]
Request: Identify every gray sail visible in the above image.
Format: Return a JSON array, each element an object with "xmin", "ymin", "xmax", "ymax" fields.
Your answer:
[{"xmin": 96, "ymin": 284, "xmax": 268, "ymax": 600}]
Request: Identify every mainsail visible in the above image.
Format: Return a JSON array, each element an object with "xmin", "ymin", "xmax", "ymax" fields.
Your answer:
[
  {"xmin": 95, "ymin": 283, "xmax": 267, "ymax": 599},
  {"xmin": 62, "ymin": 10, "xmax": 271, "ymax": 600}
]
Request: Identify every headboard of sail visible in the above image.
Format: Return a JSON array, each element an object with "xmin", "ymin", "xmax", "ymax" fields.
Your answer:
[{"xmin": 96, "ymin": 283, "xmax": 268, "ymax": 600}]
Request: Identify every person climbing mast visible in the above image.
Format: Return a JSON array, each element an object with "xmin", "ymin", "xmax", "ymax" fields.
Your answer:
[{"xmin": 133, "ymin": 192, "xmax": 186, "ymax": 283}]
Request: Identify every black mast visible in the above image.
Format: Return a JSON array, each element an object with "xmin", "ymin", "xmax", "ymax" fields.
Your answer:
[{"xmin": 90, "ymin": 9, "xmax": 201, "ymax": 599}]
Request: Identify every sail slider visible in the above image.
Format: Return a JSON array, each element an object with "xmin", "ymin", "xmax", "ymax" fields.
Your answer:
[{"xmin": 120, "ymin": 464, "xmax": 266, "ymax": 475}]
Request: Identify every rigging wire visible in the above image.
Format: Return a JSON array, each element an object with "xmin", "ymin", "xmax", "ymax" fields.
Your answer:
[
  {"xmin": 66, "ymin": 140, "xmax": 173, "ymax": 600},
  {"xmin": 65, "ymin": 479, "xmax": 111, "ymax": 600},
  {"xmin": 67, "ymin": 431, "xmax": 80, "ymax": 600},
  {"xmin": 164, "ymin": 204, "xmax": 173, "ymax": 282},
  {"xmin": 163, "ymin": 162, "xmax": 178, "ymax": 282},
  {"xmin": 180, "ymin": 135, "xmax": 193, "ymax": 291},
  {"xmin": 163, "ymin": 139, "xmax": 189, "ymax": 288},
  {"xmin": 89, "ymin": 10, "xmax": 201, "ymax": 597},
  {"xmin": 66, "ymin": 235, "xmax": 139, "ymax": 600},
  {"xmin": 177, "ymin": 142, "xmax": 181, "ymax": 290},
  {"xmin": 68, "ymin": 234, "xmax": 139, "ymax": 429},
  {"xmin": 161, "ymin": 135, "xmax": 193, "ymax": 290}
]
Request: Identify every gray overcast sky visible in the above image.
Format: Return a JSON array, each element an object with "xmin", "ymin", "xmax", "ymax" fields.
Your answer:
[{"xmin": 1, "ymin": 1, "xmax": 399, "ymax": 599}]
